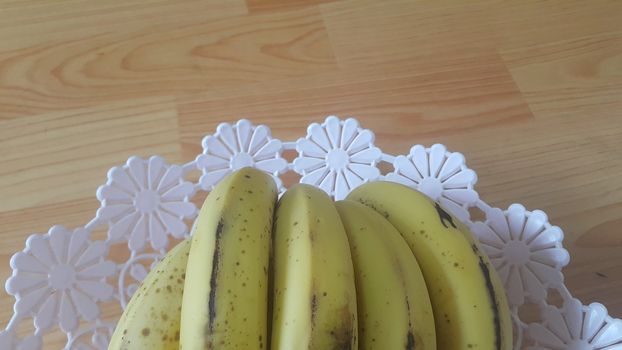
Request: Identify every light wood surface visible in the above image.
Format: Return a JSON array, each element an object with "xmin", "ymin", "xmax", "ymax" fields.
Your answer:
[{"xmin": 1, "ymin": 0, "xmax": 621, "ymax": 347}]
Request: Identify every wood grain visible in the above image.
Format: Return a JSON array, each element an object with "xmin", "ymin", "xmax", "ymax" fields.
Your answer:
[
  {"xmin": 0, "ymin": 3, "xmax": 333, "ymax": 118},
  {"xmin": 0, "ymin": 97, "xmax": 182, "ymax": 212},
  {"xmin": 246, "ymin": 0, "xmax": 338, "ymax": 13},
  {"xmin": 0, "ymin": 0, "xmax": 621, "ymax": 348}
]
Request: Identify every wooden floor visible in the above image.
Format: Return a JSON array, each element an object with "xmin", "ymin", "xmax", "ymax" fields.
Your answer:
[{"xmin": 0, "ymin": 0, "xmax": 621, "ymax": 347}]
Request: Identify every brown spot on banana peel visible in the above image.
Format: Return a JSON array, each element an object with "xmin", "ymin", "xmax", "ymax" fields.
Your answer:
[
  {"xmin": 266, "ymin": 202, "xmax": 277, "ymax": 350},
  {"xmin": 311, "ymin": 293, "xmax": 318, "ymax": 326},
  {"xmin": 333, "ymin": 307, "xmax": 357, "ymax": 350},
  {"xmin": 472, "ymin": 244, "xmax": 502, "ymax": 350},
  {"xmin": 391, "ymin": 249, "xmax": 417, "ymax": 350},
  {"xmin": 404, "ymin": 298, "xmax": 416, "ymax": 349},
  {"xmin": 309, "ymin": 304, "xmax": 356, "ymax": 350},
  {"xmin": 356, "ymin": 199, "xmax": 389, "ymax": 219},
  {"xmin": 206, "ymin": 219, "xmax": 225, "ymax": 336},
  {"xmin": 435, "ymin": 202, "xmax": 456, "ymax": 229},
  {"xmin": 406, "ymin": 331, "xmax": 415, "ymax": 350}
]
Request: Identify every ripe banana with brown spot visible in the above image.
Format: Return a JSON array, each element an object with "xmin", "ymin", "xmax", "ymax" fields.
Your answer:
[
  {"xmin": 336, "ymin": 200, "xmax": 436, "ymax": 350},
  {"xmin": 271, "ymin": 184, "xmax": 358, "ymax": 350},
  {"xmin": 180, "ymin": 168, "xmax": 277, "ymax": 350},
  {"xmin": 108, "ymin": 238, "xmax": 191, "ymax": 350},
  {"xmin": 347, "ymin": 181, "xmax": 512, "ymax": 350}
]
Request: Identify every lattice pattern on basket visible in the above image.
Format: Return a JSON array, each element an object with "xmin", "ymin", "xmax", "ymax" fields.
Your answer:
[{"xmin": 2, "ymin": 117, "xmax": 620, "ymax": 350}]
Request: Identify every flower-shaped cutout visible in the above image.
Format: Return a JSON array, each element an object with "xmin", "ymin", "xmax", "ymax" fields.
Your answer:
[
  {"xmin": 125, "ymin": 258, "xmax": 158, "ymax": 301},
  {"xmin": 0, "ymin": 330, "xmax": 16, "ymax": 350},
  {"xmin": 90, "ymin": 326, "xmax": 113, "ymax": 350},
  {"xmin": 96, "ymin": 156, "xmax": 197, "ymax": 252},
  {"xmin": 293, "ymin": 116, "xmax": 382, "ymax": 199},
  {"xmin": 118, "ymin": 253, "xmax": 163, "ymax": 308},
  {"xmin": 0, "ymin": 329, "xmax": 41, "ymax": 350},
  {"xmin": 197, "ymin": 119, "xmax": 288, "ymax": 190},
  {"xmin": 127, "ymin": 263, "xmax": 149, "ymax": 296},
  {"xmin": 66, "ymin": 323, "xmax": 115, "ymax": 350},
  {"xmin": 470, "ymin": 204, "xmax": 570, "ymax": 307},
  {"xmin": 385, "ymin": 144, "xmax": 478, "ymax": 221},
  {"xmin": 527, "ymin": 298, "xmax": 622, "ymax": 349},
  {"xmin": 5, "ymin": 226, "xmax": 116, "ymax": 333}
]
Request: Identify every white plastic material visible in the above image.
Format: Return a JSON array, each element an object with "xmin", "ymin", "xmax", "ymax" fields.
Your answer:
[{"xmin": 1, "ymin": 117, "xmax": 620, "ymax": 349}]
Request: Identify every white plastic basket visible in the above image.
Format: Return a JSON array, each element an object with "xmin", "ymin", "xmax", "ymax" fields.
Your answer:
[{"xmin": 2, "ymin": 117, "xmax": 620, "ymax": 349}]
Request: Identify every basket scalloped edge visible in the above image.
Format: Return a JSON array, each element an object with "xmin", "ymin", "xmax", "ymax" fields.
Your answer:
[{"xmin": 2, "ymin": 116, "xmax": 620, "ymax": 350}]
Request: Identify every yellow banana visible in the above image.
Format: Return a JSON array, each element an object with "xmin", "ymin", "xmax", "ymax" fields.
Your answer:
[
  {"xmin": 271, "ymin": 184, "xmax": 358, "ymax": 349},
  {"xmin": 180, "ymin": 168, "xmax": 277, "ymax": 350},
  {"xmin": 348, "ymin": 181, "xmax": 512, "ymax": 350},
  {"xmin": 108, "ymin": 238, "xmax": 190, "ymax": 350},
  {"xmin": 335, "ymin": 200, "xmax": 436, "ymax": 350}
]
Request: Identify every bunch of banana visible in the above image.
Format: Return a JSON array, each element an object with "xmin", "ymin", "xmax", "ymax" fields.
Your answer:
[
  {"xmin": 109, "ymin": 168, "xmax": 512, "ymax": 350},
  {"xmin": 180, "ymin": 167, "xmax": 277, "ymax": 349},
  {"xmin": 347, "ymin": 181, "xmax": 513, "ymax": 350},
  {"xmin": 270, "ymin": 184, "xmax": 358, "ymax": 349},
  {"xmin": 335, "ymin": 200, "xmax": 436, "ymax": 349}
]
